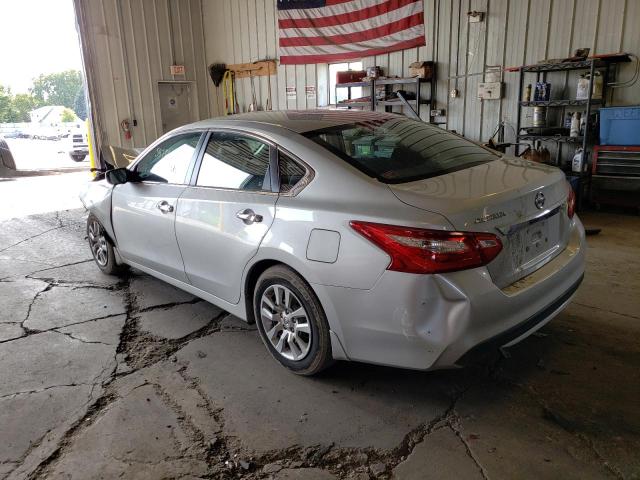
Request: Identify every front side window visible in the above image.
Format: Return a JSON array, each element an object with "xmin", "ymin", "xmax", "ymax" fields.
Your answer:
[
  {"xmin": 196, "ymin": 133, "xmax": 271, "ymax": 192},
  {"xmin": 135, "ymin": 133, "xmax": 201, "ymax": 184},
  {"xmin": 304, "ymin": 116, "xmax": 499, "ymax": 184}
]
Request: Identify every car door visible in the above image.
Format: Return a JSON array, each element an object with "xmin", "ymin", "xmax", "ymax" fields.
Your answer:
[
  {"xmin": 175, "ymin": 130, "xmax": 278, "ymax": 304},
  {"xmin": 112, "ymin": 131, "xmax": 203, "ymax": 282}
]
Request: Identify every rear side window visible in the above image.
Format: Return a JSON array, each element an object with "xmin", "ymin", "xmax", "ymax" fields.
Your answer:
[
  {"xmin": 304, "ymin": 117, "xmax": 498, "ymax": 184},
  {"xmin": 196, "ymin": 132, "xmax": 271, "ymax": 192},
  {"xmin": 278, "ymin": 152, "xmax": 306, "ymax": 193}
]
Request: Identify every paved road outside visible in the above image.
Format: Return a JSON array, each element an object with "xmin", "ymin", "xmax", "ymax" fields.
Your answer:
[
  {"xmin": 0, "ymin": 206, "xmax": 638, "ymax": 479},
  {"xmin": 6, "ymin": 138, "xmax": 89, "ymax": 171},
  {"xmin": 1, "ymin": 139, "xmax": 89, "ymax": 221}
]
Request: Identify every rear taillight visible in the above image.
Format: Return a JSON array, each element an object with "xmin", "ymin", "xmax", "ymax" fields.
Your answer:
[
  {"xmin": 350, "ymin": 221, "xmax": 503, "ymax": 274},
  {"xmin": 567, "ymin": 183, "xmax": 576, "ymax": 218}
]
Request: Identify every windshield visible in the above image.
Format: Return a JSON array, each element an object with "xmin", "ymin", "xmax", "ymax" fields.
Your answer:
[{"xmin": 304, "ymin": 116, "xmax": 498, "ymax": 184}]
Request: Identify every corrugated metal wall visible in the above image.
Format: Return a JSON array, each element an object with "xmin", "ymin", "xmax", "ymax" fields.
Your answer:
[
  {"xmin": 77, "ymin": 0, "xmax": 639, "ymax": 153},
  {"xmin": 204, "ymin": 0, "xmax": 639, "ymax": 147},
  {"xmin": 75, "ymin": 0, "xmax": 210, "ymax": 152}
]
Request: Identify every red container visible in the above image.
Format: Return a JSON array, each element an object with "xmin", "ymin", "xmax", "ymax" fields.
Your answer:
[{"xmin": 336, "ymin": 70, "xmax": 366, "ymax": 84}]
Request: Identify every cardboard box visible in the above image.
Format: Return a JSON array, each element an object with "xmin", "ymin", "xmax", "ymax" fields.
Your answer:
[{"xmin": 408, "ymin": 61, "xmax": 434, "ymax": 80}]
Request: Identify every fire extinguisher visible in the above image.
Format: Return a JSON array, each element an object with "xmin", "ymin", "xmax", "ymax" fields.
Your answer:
[{"xmin": 120, "ymin": 119, "xmax": 132, "ymax": 140}]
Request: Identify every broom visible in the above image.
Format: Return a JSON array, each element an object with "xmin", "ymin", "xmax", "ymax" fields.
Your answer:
[{"xmin": 209, "ymin": 63, "xmax": 227, "ymax": 114}]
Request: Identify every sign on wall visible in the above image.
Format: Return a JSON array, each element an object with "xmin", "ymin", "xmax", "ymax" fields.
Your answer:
[
  {"xmin": 305, "ymin": 85, "xmax": 316, "ymax": 99},
  {"xmin": 170, "ymin": 65, "xmax": 186, "ymax": 75},
  {"xmin": 286, "ymin": 86, "xmax": 297, "ymax": 100}
]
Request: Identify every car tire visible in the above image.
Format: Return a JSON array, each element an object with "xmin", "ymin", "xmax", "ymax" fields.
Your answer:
[
  {"xmin": 87, "ymin": 214, "xmax": 128, "ymax": 276},
  {"xmin": 70, "ymin": 154, "xmax": 86, "ymax": 162},
  {"xmin": 254, "ymin": 265, "xmax": 333, "ymax": 376}
]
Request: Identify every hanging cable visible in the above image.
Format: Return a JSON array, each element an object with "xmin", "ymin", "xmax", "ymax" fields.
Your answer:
[{"xmin": 608, "ymin": 54, "xmax": 639, "ymax": 88}]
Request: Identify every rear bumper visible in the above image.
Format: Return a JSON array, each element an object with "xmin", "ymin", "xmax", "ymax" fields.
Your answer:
[
  {"xmin": 455, "ymin": 273, "xmax": 583, "ymax": 365},
  {"xmin": 314, "ymin": 216, "xmax": 586, "ymax": 370}
]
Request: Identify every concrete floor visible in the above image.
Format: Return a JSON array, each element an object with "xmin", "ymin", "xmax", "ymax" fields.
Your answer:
[{"xmin": 0, "ymin": 204, "xmax": 638, "ymax": 479}]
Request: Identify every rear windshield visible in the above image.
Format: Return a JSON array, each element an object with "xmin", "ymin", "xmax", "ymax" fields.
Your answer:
[{"xmin": 304, "ymin": 116, "xmax": 498, "ymax": 184}]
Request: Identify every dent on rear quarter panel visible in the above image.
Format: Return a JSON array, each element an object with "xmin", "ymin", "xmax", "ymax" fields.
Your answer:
[{"xmin": 79, "ymin": 179, "xmax": 116, "ymax": 241}]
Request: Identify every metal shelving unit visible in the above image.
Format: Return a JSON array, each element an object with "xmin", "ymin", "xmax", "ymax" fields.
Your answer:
[
  {"xmin": 518, "ymin": 135, "xmax": 584, "ymax": 143},
  {"xmin": 515, "ymin": 59, "xmax": 611, "ymax": 164},
  {"xmin": 520, "ymin": 99, "xmax": 602, "ymax": 107},
  {"xmin": 335, "ymin": 75, "xmax": 435, "ymax": 120}
]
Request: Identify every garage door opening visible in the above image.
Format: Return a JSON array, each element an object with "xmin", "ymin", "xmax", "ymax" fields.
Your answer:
[
  {"xmin": 0, "ymin": 0, "xmax": 91, "ymax": 171},
  {"xmin": 0, "ymin": 0, "xmax": 92, "ymax": 220}
]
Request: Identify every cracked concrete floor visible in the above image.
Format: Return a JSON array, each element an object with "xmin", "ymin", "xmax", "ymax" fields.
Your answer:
[{"xmin": 0, "ymin": 208, "xmax": 638, "ymax": 479}]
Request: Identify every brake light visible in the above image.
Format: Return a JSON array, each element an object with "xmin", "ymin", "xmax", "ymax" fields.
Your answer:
[
  {"xmin": 567, "ymin": 184, "xmax": 576, "ymax": 219},
  {"xmin": 350, "ymin": 221, "xmax": 503, "ymax": 274}
]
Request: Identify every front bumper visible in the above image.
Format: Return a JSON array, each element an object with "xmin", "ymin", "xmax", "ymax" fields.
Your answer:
[{"xmin": 314, "ymin": 217, "xmax": 586, "ymax": 370}]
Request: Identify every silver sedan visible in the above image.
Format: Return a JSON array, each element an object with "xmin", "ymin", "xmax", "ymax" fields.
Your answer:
[{"xmin": 81, "ymin": 111, "xmax": 585, "ymax": 375}]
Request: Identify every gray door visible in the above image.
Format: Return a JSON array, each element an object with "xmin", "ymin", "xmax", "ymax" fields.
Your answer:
[
  {"xmin": 176, "ymin": 132, "xmax": 277, "ymax": 304},
  {"xmin": 158, "ymin": 83, "xmax": 195, "ymax": 133},
  {"xmin": 112, "ymin": 132, "xmax": 202, "ymax": 281}
]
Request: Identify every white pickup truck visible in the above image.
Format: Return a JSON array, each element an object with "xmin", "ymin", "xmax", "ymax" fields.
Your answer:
[{"xmin": 67, "ymin": 130, "xmax": 89, "ymax": 162}]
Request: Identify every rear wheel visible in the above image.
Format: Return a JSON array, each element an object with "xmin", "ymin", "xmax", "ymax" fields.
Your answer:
[
  {"xmin": 70, "ymin": 153, "xmax": 86, "ymax": 162},
  {"xmin": 254, "ymin": 265, "xmax": 333, "ymax": 375},
  {"xmin": 87, "ymin": 215, "xmax": 127, "ymax": 276}
]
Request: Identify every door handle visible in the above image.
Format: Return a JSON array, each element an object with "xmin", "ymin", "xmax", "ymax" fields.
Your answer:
[
  {"xmin": 236, "ymin": 208, "xmax": 263, "ymax": 225},
  {"xmin": 156, "ymin": 200, "xmax": 174, "ymax": 214}
]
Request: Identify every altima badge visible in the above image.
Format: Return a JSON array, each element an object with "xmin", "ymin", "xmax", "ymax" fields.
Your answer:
[
  {"xmin": 474, "ymin": 211, "xmax": 506, "ymax": 224},
  {"xmin": 534, "ymin": 192, "xmax": 546, "ymax": 209}
]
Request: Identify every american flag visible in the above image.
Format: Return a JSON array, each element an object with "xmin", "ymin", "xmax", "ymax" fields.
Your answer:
[{"xmin": 277, "ymin": 0, "xmax": 426, "ymax": 65}]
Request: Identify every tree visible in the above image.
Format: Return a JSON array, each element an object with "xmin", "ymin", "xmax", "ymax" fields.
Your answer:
[
  {"xmin": 74, "ymin": 87, "xmax": 87, "ymax": 120},
  {"xmin": 0, "ymin": 85, "xmax": 16, "ymax": 123},
  {"xmin": 31, "ymin": 70, "xmax": 83, "ymax": 110},
  {"xmin": 61, "ymin": 108, "xmax": 77, "ymax": 123},
  {"xmin": 11, "ymin": 93, "xmax": 40, "ymax": 122}
]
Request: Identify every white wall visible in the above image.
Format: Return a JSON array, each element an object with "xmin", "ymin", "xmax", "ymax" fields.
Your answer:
[
  {"xmin": 75, "ymin": 0, "xmax": 210, "ymax": 153},
  {"xmin": 203, "ymin": 0, "xmax": 640, "ymax": 146},
  {"xmin": 76, "ymin": 0, "xmax": 640, "ymax": 153}
]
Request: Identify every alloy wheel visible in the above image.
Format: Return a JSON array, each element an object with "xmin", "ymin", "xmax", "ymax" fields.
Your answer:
[
  {"xmin": 88, "ymin": 219, "xmax": 108, "ymax": 267},
  {"xmin": 260, "ymin": 284, "xmax": 311, "ymax": 361}
]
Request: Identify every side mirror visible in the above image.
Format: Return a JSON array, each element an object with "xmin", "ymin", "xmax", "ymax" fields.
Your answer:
[{"xmin": 105, "ymin": 168, "xmax": 133, "ymax": 185}]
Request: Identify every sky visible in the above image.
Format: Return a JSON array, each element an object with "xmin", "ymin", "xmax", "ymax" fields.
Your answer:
[{"xmin": 0, "ymin": 0, "xmax": 83, "ymax": 93}]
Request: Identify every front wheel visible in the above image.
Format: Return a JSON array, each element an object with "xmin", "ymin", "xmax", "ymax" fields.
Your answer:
[
  {"xmin": 254, "ymin": 265, "xmax": 333, "ymax": 376},
  {"xmin": 70, "ymin": 153, "xmax": 86, "ymax": 162},
  {"xmin": 87, "ymin": 214, "xmax": 127, "ymax": 276}
]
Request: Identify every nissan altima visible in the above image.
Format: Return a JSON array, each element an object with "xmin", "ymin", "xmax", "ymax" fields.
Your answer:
[{"xmin": 80, "ymin": 111, "xmax": 585, "ymax": 375}]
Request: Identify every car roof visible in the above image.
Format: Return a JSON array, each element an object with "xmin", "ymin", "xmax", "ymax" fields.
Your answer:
[{"xmin": 182, "ymin": 110, "xmax": 401, "ymax": 134}]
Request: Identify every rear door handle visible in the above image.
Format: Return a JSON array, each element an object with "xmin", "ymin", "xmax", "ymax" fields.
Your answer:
[
  {"xmin": 236, "ymin": 208, "xmax": 263, "ymax": 225},
  {"xmin": 156, "ymin": 200, "xmax": 174, "ymax": 214}
]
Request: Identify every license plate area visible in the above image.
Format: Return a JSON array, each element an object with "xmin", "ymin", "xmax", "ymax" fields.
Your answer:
[{"xmin": 508, "ymin": 213, "xmax": 560, "ymax": 271}]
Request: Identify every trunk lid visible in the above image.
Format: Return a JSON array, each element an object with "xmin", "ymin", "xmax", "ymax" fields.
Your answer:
[{"xmin": 388, "ymin": 157, "xmax": 572, "ymax": 288}]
